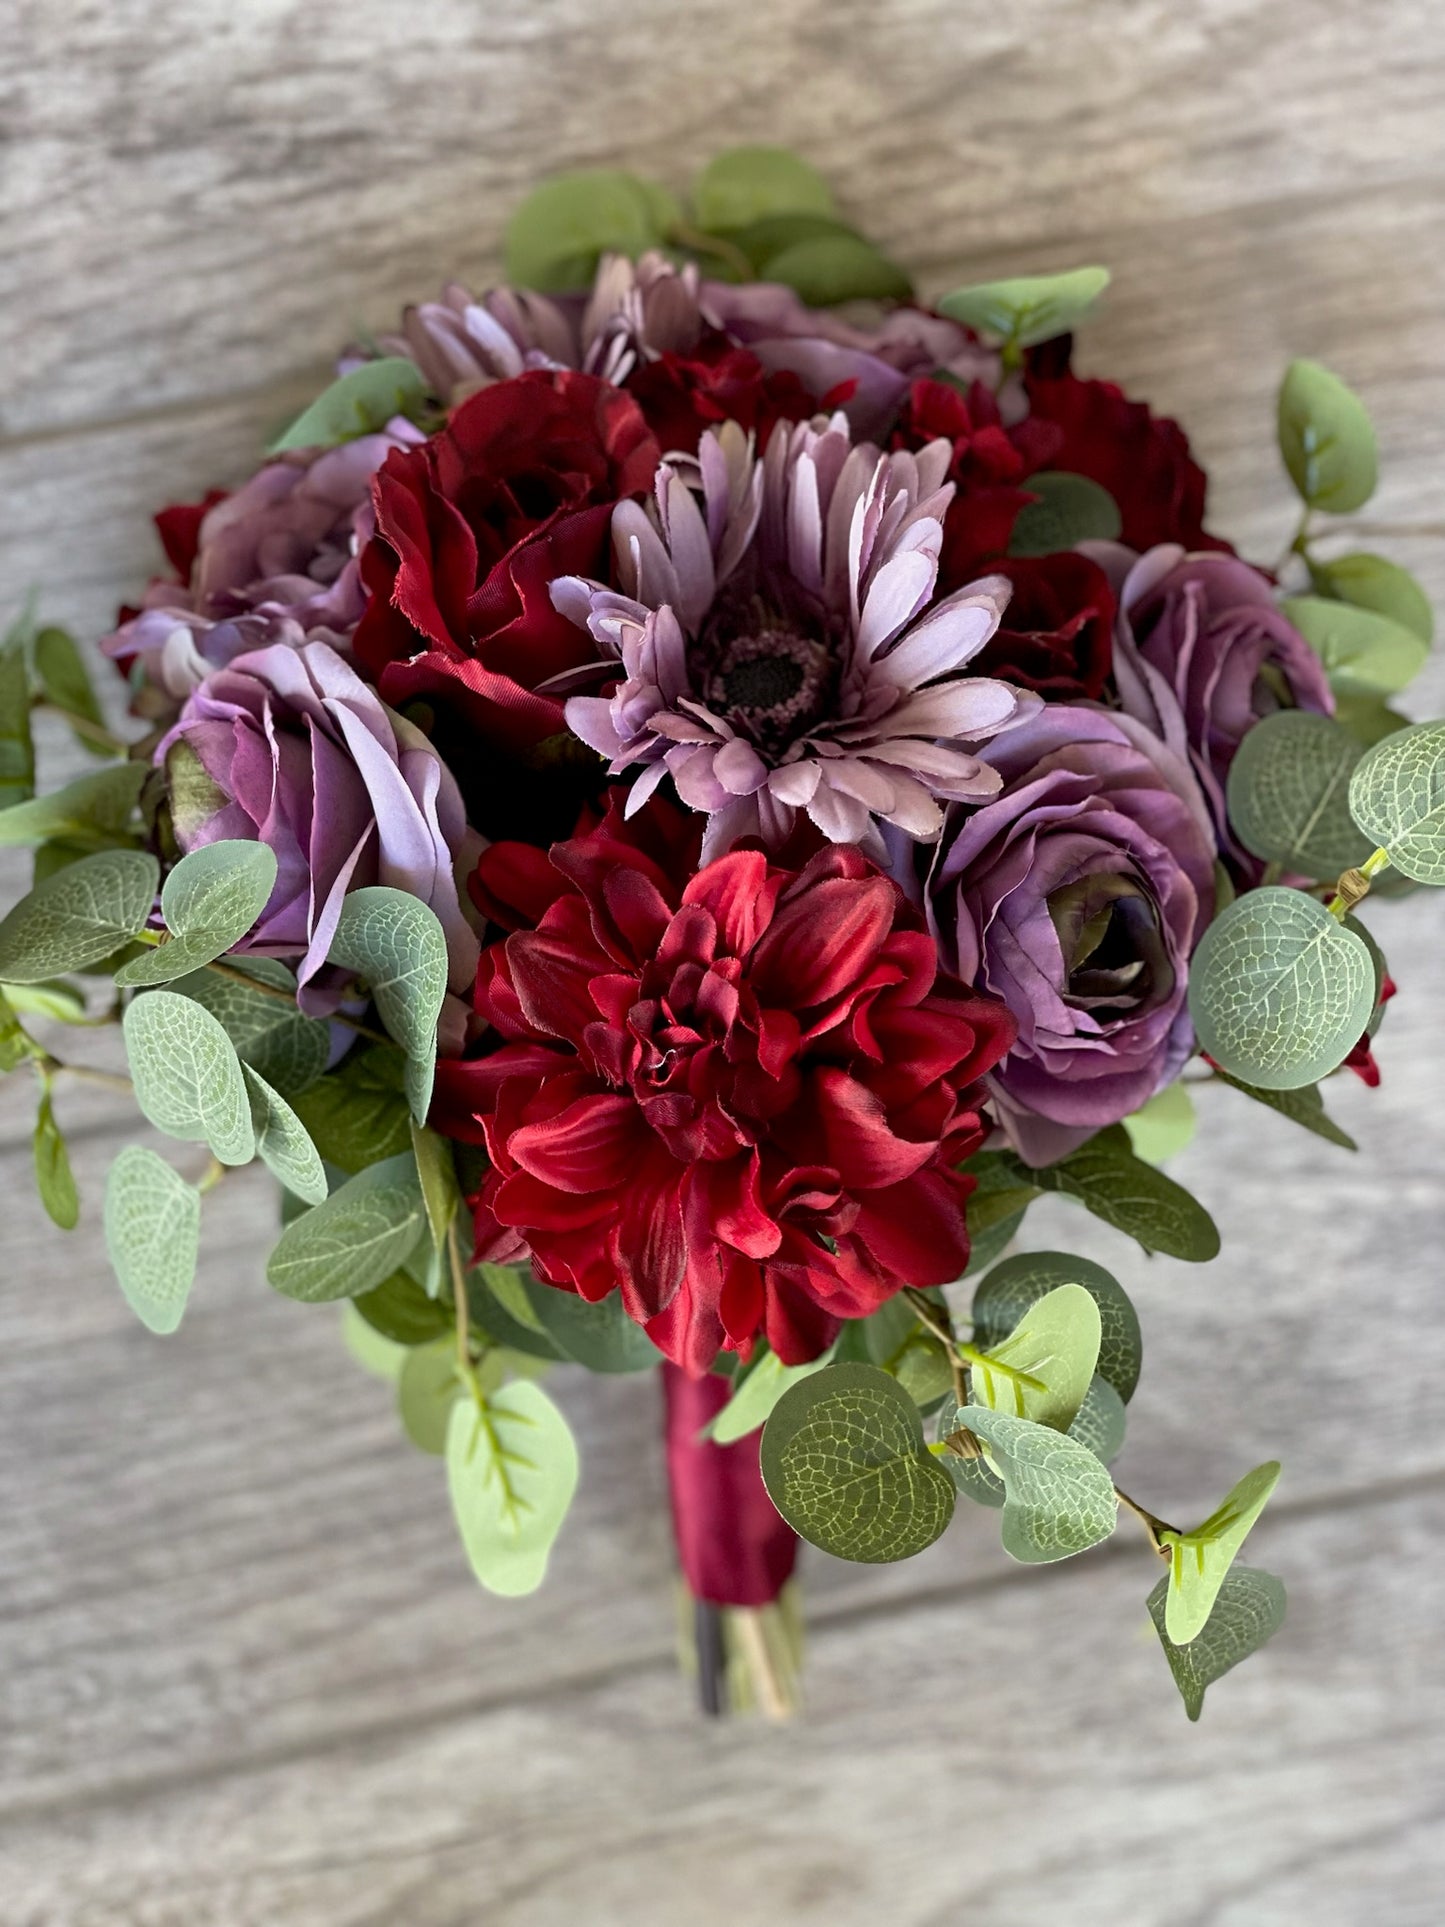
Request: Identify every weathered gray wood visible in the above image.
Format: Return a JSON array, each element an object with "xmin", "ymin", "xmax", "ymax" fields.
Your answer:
[{"xmin": 1, "ymin": 1, "xmax": 1444, "ymax": 1920}]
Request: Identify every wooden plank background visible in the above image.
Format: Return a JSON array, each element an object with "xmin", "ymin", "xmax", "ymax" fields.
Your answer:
[{"xmin": 2, "ymin": 3, "xmax": 1444, "ymax": 1920}]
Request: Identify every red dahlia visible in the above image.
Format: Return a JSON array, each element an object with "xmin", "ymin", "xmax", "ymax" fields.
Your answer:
[{"xmin": 435, "ymin": 801, "xmax": 1015, "ymax": 1374}]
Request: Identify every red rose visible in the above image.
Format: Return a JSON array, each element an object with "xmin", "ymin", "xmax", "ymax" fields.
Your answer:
[
  {"xmin": 624, "ymin": 341, "xmax": 820, "ymax": 456},
  {"xmin": 971, "ymin": 552, "xmax": 1116, "ymax": 702},
  {"xmin": 154, "ymin": 487, "xmax": 229, "ymax": 582},
  {"xmin": 434, "ymin": 798, "xmax": 1015, "ymax": 1375},
  {"xmin": 892, "ymin": 377, "xmax": 1058, "ymax": 582},
  {"xmin": 353, "ymin": 370, "xmax": 660, "ymax": 765}
]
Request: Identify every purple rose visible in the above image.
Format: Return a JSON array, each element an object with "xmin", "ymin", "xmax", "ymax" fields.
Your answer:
[
  {"xmin": 1098, "ymin": 543, "xmax": 1334, "ymax": 866},
  {"xmin": 157, "ymin": 640, "xmax": 479, "ymax": 1008},
  {"xmin": 928, "ymin": 703, "xmax": 1216, "ymax": 1166}
]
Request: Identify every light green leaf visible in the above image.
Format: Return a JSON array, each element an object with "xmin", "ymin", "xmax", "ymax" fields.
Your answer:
[
  {"xmin": 704, "ymin": 1347, "xmax": 835, "ymax": 1445},
  {"xmin": 33, "ymin": 1084, "xmax": 79, "ymax": 1229},
  {"xmin": 692, "ymin": 146, "xmax": 836, "ymax": 232},
  {"xmin": 0, "ymin": 763, "xmax": 146, "ymax": 849},
  {"xmin": 0, "ymin": 988, "xmax": 30, "ymax": 1072},
  {"xmin": 244, "ymin": 1065, "xmax": 326, "ymax": 1205},
  {"xmin": 1161, "ymin": 1461, "xmax": 1282, "ymax": 1644},
  {"xmin": 1206, "ymin": 1064, "xmax": 1356, "ymax": 1151},
  {"xmin": 342, "ymin": 1300, "xmax": 408, "ymax": 1380},
  {"xmin": 835, "ymin": 1290, "xmax": 951, "ymax": 1406},
  {"xmin": 1123, "ymin": 1080, "xmax": 1197, "ymax": 1166},
  {"xmin": 971, "ymin": 1249, "xmax": 1142, "ymax": 1404},
  {"xmin": 1188, "ymin": 887, "xmax": 1376, "ymax": 1090},
  {"xmin": 1226, "ymin": 710, "xmax": 1373, "ymax": 879},
  {"xmin": 968, "ymin": 1282, "xmax": 1100, "ymax": 1432},
  {"xmin": 1013, "ymin": 1127, "xmax": 1221, "ymax": 1261},
  {"xmin": 352, "ymin": 1265, "xmax": 452, "ymax": 1346},
  {"xmin": 1310, "ymin": 551, "xmax": 1434, "ymax": 643},
  {"xmin": 123, "ymin": 990, "xmax": 255, "ymax": 1165},
  {"xmin": 268, "ymin": 357, "xmax": 429, "ymax": 454},
  {"xmin": 728, "ymin": 210, "xmax": 861, "ymax": 274},
  {"xmin": 939, "ymin": 267, "xmax": 1110, "ymax": 347},
  {"xmin": 0, "ymin": 641, "xmax": 35, "ymax": 807},
  {"xmin": 1066, "ymin": 1374, "xmax": 1128, "ymax": 1464},
  {"xmin": 505, "ymin": 169, "xmax": 677, "ymax": 291},
  {"xmin": 2, "ymin": 977, "xmax": 90, "ymax": 1024},
  {"xmin": 266, "ymin": 1150, "xmax": 426, "ymax": 1302},
  {"xmin": 1348, "ymin": 718, "xmax": 1445, "ymax": 884},
  {"xmin": 409, "ymin": 1119, "xmax": 459, "ymax": 1250},
  {"xmin": 1277, "ymin": 359, "xmax": 1377, "ymax": 513},
  {"xmin": 103, "ymin": 1145, "xmax": 201, "ymax": 1335},
  {"xmin": 115, "ymin": 841, "xmax": 278, "ymax": 987},
  {"xmin": 169, "ymin": 956, "xmax": 330, "ymax": 1098},
  {"xmin": 327, "ymin": 887, "xmax": 448, "ymax": 1122},
  {"xmin": 954, "ymin": 1404, "xmax": 1118, "ymax": 1563},
  {"xmin": 1331, "ymin": 692, "xmax": 1412, "ymax": 749},
  {"xmin": 1282, "ymin": 595, "xmax": 1428, "ymax": 698},
  {"xmin": 1007, "ymin": 472, "xmax": 1122, "ymax": 557},
  {"xmin": 759, "ymin": 1363, "xmax": 956, "ymax": 1564},
  {"xmin": 398, "ymin": 1337, "xmax": 461, "ymax": 1455},
  {"xmin": 32, "ymin": 627, "xmax": 111, "ymax": 756},
  {"xmin": 935, "ymin": 1396, "xmax": 1005, "ymax": 1508},
  {"xmin": 1147, "ymin": 1565, "xmax": 1287, "ymax": 1721},
  {"xmin": 0, "ymin": 849, "xmax": 158, "ymax": 982},
  {"xmin": 760, "ymin": 234, "xmax": 912, "ymax": 306},
  {"xmin": 446, "ymin": 1380, "xmax": 580, "ymax": 1596},
  {"xmin": 515, "ymin": 1275, "xmax": 661, "ymax": 1374}
]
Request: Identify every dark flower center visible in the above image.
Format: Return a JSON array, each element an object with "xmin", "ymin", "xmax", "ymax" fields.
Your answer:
[
  {"xmin": 721, "ymin": 647, "xmax": 805, "ymax": 713},
  {"xmin": 1048, "ymin": 873, "xmax": 1174, "ymax": 1014},
  {"xmin": 695, "ymin": 579, "xmax": 840, "ymax": 756}
]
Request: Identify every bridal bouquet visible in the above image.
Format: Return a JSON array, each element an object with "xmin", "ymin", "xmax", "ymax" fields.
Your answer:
[{"xmin": 4, "ymin": 150, "xmax": 1441, "ymax": 1721}]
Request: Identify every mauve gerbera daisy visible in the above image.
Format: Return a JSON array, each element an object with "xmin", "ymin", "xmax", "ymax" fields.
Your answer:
[{"xmin": 550, "ymin": 413, "xmax": 1040, "ymax": 861}]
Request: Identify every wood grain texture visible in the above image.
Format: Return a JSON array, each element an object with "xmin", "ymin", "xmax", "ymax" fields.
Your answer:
[{"xmin": 1, "ymin": 1, "xmax": 1444, "ymax": 1920}]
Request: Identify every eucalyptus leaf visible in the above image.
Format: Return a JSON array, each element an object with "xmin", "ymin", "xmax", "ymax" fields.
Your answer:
[
  {"xmin": 1348, "ymin": 719, "xmax": 1445, "ymax": 884},
  {"xmin": 1282, "ymin": 595, "xmax": 1428, "ymax": 698},
  {"xmin": 398, "ymin": 1337, "xmax": 462, "ymax": 1455},
  {"xmin": 935, "ymin": 1396, "xmax": 1005, "ymax": 1508},
  {"xmin": 0, "ymin": 763, "xmax": 146, "ymax": 849},
  {"xmin": 103, "ymin": 1145, "xmax": 201, "ymax": 1335},
  {"xmin": 1147, "ymin": 1565, "xmax": 1287, "ymax": 1721},
  {"xmin": 1277, "ymin": 359, "xmax": 1378, "ymax": 513},
  {"xmin": 0, "ymin": 848, "xmax": 158, "ymax": 982},
  {"xmin": 0, "ymin": 989, "xmax": 30, "ymax": 1072},
  {"xmin": 1225, "ymin": 710, "xmax": 1373, "ymax": 878},
  {"xmin": 953, "ymin": 1404, "xmax": 1118, "ymax": 1563},
  {"xmin": 939, "ymin": 267, "xmax": 1110, "ymax": 347},
  {"xmin": 2, "ymin": 977, "xmax": 90, "ymax": 1024},
  {"xmin": 1309, "ymin": 551, "xmax": 1434, "ymax": 643},
  {"xmin": 268, "ymin": 357, "xmax": 429, "ymax": 454},
  {"xmin": 33, "ymin": 1085, "xmax": 79, "ymax": 1230},
  {"xmin": 761, "ymin": 234, "xmax": 912, "ymax": 305},
  {"xmin": 692, "ymin": 146, "xmax": 836, "ymax": 232},
  {"xmin": 1007, "ymin": 472, "xmax": 1122, "ymax": 556},
  {"xmin": 327, "ymin": 887, "xmax": 448, "ymax": 1122},
  {"xmin": 1331, "ymin": 692, "xmax": 1412, "ymax": 749},
  {"xmin": 169, "ymin": 956, "xmax": 329, "ymax": 1098},
  {"xmin": 1066, "ymin": 1374, "xmax": 1128, "ymax": 1465},
  {"xmin": 244, "ymin": 1065, "xmax": 327, "ymax": 1206},
  {"xmin": 285, "ymin": 1043, "xmax": 410, "ymax": 1166},
  {"xmin": 0, "ymin": 642, "xmax": 35, "ymax": 807},
  {"xmin": 1188, "ymin": 887, "xmax": 1376, "ymax": 1090},
  {"xmin": 505, "ymin": 169, "xmax": 677, "ymax": 291},
  {"xmin": 1206, "ymin": 1065, "xmax": 1356, "ymax": 1150},
  {"xmin": 1014, "ymin": 1127, "xmax": 1220, "ymax": 1261},
  {"xmin": 517, "ymin": 1275, "xmax": 661, "ymax": 1374},
  {"xmin": 409, "ymin": 1119, "xmax": 459, "ymax": 1251},
  {"xmin": 1161, "ymin": 1461, "xmax": 1281, "ymax": 1644},
  {"xmin": 352, "ymin": 1266, "xmax": 452, "ymax": 1346},
  {"xmin": 266, "ymin": 1150, "xmax": 426, "ymax": 1302},
  {"xmin": 342, "ymin": 1300, "xmax": 408, "ymax": 1381},
  {"xmin": 1123, "ymin": 1080, "xmax": 1197, "ymax": 1166},
  {"xmin": 705, "ymin": 1346, "xmax": 836, "ymax": 1445},
  {"xmin": 728, "ymin": 210, "xmax": 861, "ymax": 272},
  {"xmin": 963, "ymin": 1154, "xmax": 1038, "ymax": 1274},
  {"xmin": 759, "ymin": 1363, "xmax": 956, "ymax": 1564},
  {"xmin": 115, "ymin": 841, "xmax": 279, "ymax": 986},
  {"xmin": 123, "ymin": 990, "xmax": 255, "ymax": 1165},
  {"xmin": 465, "ymin": 1265, "xmax": 566, "ymax": 1363},
  {"xmin": 32, "ymin": 627, "xmax": 111, "ymax": 755},
  {"xmin": 446, "ymin": 1380, "xmax": 580, "ymax": 1596},
  {"xmin": 967, "ymin": 1282, "xmax": 1100, "ymax": 1432},
  {"xmin": 971, "ymin": 1250, "xmax": 1142, "ymax": 1403}
]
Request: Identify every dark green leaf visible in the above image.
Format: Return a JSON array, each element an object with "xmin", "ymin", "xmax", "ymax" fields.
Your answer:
[
  {"xmin": 353, "ymin": 1266, "xmax": 452, "ymax": 1346},
  {"xmin": 759, "ymin": 234, "xmax": 912, "ymax": 306},
  {"xmin": 33, "ymin": 1084, "xmax": 79, "ymax": 1229},
  {"xmin": 1013, "ymin": 1127, "xmax": 1221, "ymax": 1261},
  {"xmin": 32, "ymin": 627, "xmax": 111, "ymax": 755},
  {"xmin": 287, "ymin": 1045, "xmax": 412, "ymax": 1171},
  {"xmin": 1206, "ymin": 1065, "xmax": 1356, "ymax": 1150},
  {"xmin": 516, "ymin": 1274, "xmax": 661, "ymax": 1374},
  {"xmin": 0, "ymin": 640, "xmax": 35, "ymax": 808},
  {"xmin": 971, "ymin": 1250, "xmax": 1142, "ymax": 1403},
  {"xmin": 410, "ymin": 1119, "xmax": 459, "ymax": 1250},
  {"xmin": 170, "ymin": 956, "xmax": 330, "ymax": 1099},
  {"xmin": 0, "ymin": 850, "xmax": 159, "ymax": 982},
  {"xmin": 0, "ymin": 763, "xmax": 145, "ymax": 849},
  {"xmin": 266, "ymin": 1151, "xmax": 427, "ymax": 1302},
  {"xmin": 1007, "ymin": 472, "xmax": 1122, "ymax": 556},
  {"xmin": 1147, "ymin": 1565, "xmax": 1287, "ymax": 1721},
  {"xmin": 268, "ymin": 358, "xmax": 429, "ymax": 454}
]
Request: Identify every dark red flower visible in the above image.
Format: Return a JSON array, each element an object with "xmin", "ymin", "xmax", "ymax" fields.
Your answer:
[
  {"xmin": 434, "ymin": 798, "xmax": 1015, "ymax": 1375},
  {"xmin": 154, "ymin": 488, "xmax": 229, "ymax": 582},
  {"xmin": 353, "ymin": 370, "xmax": 660, "ymax": 769},
  {"xmin": 972, "ymin": 552, "xmax": 1116, "ymax": 702},
  {"xmin": 1342, "ymin": 974, "xmax": 1397, "ymax": 1086},
  {"xmin": 892, "ymin": 377, "xmax": 1058, "ymax": 583},
  {"xmin": 623, "ymin": 341, "xmax": 820, "ymax": 457}
]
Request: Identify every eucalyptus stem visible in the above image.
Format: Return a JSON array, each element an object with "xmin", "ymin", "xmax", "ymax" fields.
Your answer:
[
  {"xmin": 1272, "ymin": 508, "xmax": 1313, "ymax": 580},
  {"xmin": 904, "ymin": 1285, "xmax": 969, "ymax": 1409},
  {"xmin": 1114, "ymin": 1486, "xmax": 1177, "ymax": 1559},
  {"xmin": 1315, "ymin": 519, "xmax": 1445, "ymax": 541},
  {"xmin": 196, "ymin": 1155, "xmax": 226, "ymax": 1195},
  {"xmin": 133, "ymin": 928, "xmax": 395, "ymax": 1048},
  {"xmin": 37, "ymin": 1052, "xmax": 132, "ymax": 1094},
  {"xmin": 32, "ymin": 699, "xmax": 131, "ymax": 757},
  {"xmin": 1326, "ymin": 846, "xmax": 1392, "ymax": 920},
  {"xmin": 446, "ymin": 1218, "xmax": 477, "ymax": 1391}
]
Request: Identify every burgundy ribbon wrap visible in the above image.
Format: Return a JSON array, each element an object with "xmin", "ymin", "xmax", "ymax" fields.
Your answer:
[{"xmin": 661, "ymin": 1361, "xmax": 799, "ymax": 1607}]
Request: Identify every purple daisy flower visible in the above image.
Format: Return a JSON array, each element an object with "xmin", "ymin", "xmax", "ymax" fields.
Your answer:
[{"xmin": 550, "ymin": 414, "xmax": 1039, "ymax": 860}]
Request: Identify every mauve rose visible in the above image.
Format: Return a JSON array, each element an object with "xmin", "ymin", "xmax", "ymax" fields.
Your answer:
[
  {"xmin": 1099, "ymin": 543, "xmax": 1334, "ymax": 860},
  {"xmin": 157, "ymin": 639, "xmax": 479, "ymax": 1006},
  {"xmin": 928, "ymin": 703, "xmax": 1216, "ymax": 1166}
]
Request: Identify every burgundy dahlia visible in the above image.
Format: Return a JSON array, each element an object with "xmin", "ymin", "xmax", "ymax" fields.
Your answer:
[{"xmin": 434, "ymin": 800, "xmax": 1015, "ymax": 1374}]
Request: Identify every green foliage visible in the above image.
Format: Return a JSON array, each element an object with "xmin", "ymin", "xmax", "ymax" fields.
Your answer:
[
  {"xmin": 512, "ymin": 1274, "xmax": 661, "ymax": 1373},
  {"xmin": 1277, "ymin": 358, "xmax": 1377, "ymax": 512},
  {"xmin": 327, "ymin": 886, "xmax": 448, "ymax": 1122},
  {"xmin": 0, "ymin": 848, "xmax": 158, "ymax": 982},
  {"xmin": 115, "ymin": 841, "xmax": 278, "ymax": 987},
  {"xmin": 466, "ymin": 1264, "xmax": 567, "ymax": 1362},
  {"xmin": 0, "ymin": 763, "xmax": 145, "ymax": 849},
  {"xmin": 971, "ymin": 1249, "xmax": 1142, "ymax": 1403},
  {"xmin": 244, "ymin": 1065, "xmax": 327, "ymax": 1206},
  {"xmin": 123, "ymin": 990, "xmax": 255, "ymax": 1165},
  {"xmin": 692, "ymin": 147, "xmax": 836, "ymax": 231},
  {"xmin": 1206, "ymin": 1065, "xmax": 1356, "ymax": 1151},
  {"xmin": 287, "ymin": 1046, "xmax": 413, "ymax": 1175},
  {"xmin": 759, "ymin": 234, "xmax": 911, "ymax": 305},
  {"xmin": 505, "ymin": 169, "xmax": 678, "ymax": 291},
  {"xmin": 1011, "ymin": 1126, "xmax": 1220, "ymax": 1261},
  {"xmin": 1123, "ymin": 1080, "xmax": 1197, "ymax": 1166},
  {"xmin": 398, "ymin": 1338, "xmax": 461, "ymax": 1455},
  {"xmin": 1348, "ymin": 719, "xmax": 1445, "ymax": 884},
  {"xmin": 446, "ymin": 1380, "xmax": 580, "ymax": 1595},
  {"xmin": 266, "ymin": 1151, "xmax": 427, "ymax": 1302},
  {"xmin": 269, "ymin": 358, "xmax": 430, "ymax": 454},
  {"xmin": 352, "ymin": 1265, "xmax": 452, "ymax": 1346},
  {"xmin": 410, "ymin": 1120, "xmax": 459, "ymax": 1251},
  {"xmin": 1147, "ymin": 1565, "xmax": 1287, "ymax": 1721},
  {"xmin": 760, "ymin": 1362, "xmax": 957, "ymax": 1563},
  {"xmin": 1225, "ymin": 711, "xmax": 1372, "ymax": 879},
  {"xmin": 704, "ymin": 1347, "xmax": 836, "ymax": 1445},
  {"xmin": 32, "ymin": 627, "xmax": 111, "ymax": 756},
  {"xmin": 968, "ymin": 1282, "xmax": 1100, "ymax": 1431},
  {"xmin": 1282, "ymin": 595, "xmax": 1428, "ymax": 698},
  {"xmin": 1006, "ymin": 473, "xmax": 1122, "ymax": 557},
  {"xmin": 834, "ymin": 1291, "xmax": 952, "ymax": 1406},
  {"xmin": 1160, "ymin": 1461, "xmax": 1281, "ymax": 1645},
  {"xmin": 939, "ymin": 267, "xmax": 1110, "ymax": 348},
  {"xmin": 169, "ymin": 956, "xmax": 329, "ymax": 1099},
  {"xmin": 962, "ymin": 1153, "xmax": 1038, "ymax": 1275},
  {"xmin": 342, "ymin": 1301, "xmax": 408, "ymax": 1380},
  {"xmin": 1309, "ymin": 551, "xmax": 1434, "ymax": 643},
  {"xmin": 33, "ymin": 1084, "xmax": 79, "ymax": 1229},
  {"xmin": 0, "ymin": 988, "xmax": 30, "ymax": 1073},
  {"xmin": 103, "ymin": 1145, "xmax": 201, "ymax": 1335},
  {"xmin": 0, "ymin": 639, "xmax": 36, "ymax": 808},
  {"xmin": 1066, "ymin": 1374, "xmax": 1128, "ymax": 1465},
  {"xmin": 952, "ymin": 1404, "xmax": 1117, "ymax": 1563},
  {"xmin": 1188, "ymin": 887, "xmax": 1376, "ymax": 1090},
  {"xmin": 3, "ymin": 977, "xmax": 90, "ymax": 1024},
  {"xmin": 1331, "ymin": 692, "xmax": 1411, "ymax": 749}
]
